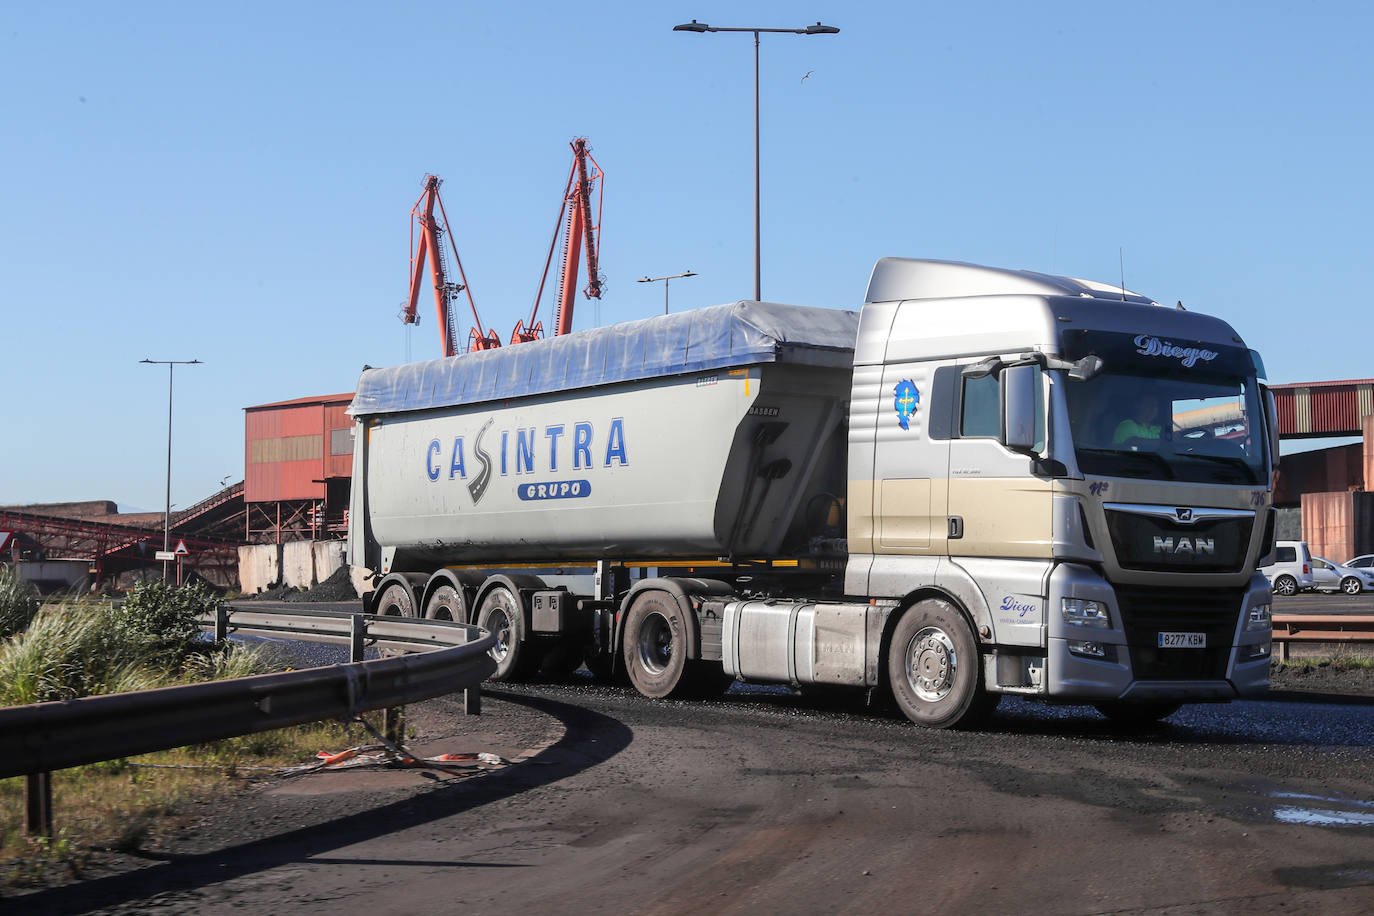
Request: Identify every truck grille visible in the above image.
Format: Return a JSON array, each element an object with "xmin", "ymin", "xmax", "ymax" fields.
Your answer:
[
  {"xmin": 1115, "ymin": 585, "xmax": 1244, "ymax": 680},
  {"xmin": 1105, "ymin": 510, "xmax": 1252, "ymax": 574}
]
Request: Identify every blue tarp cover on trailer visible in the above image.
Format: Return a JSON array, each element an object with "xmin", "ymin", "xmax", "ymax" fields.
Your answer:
[{"xmin": 349, "ymin": 301, "xmax": 859, "ymax": 416}]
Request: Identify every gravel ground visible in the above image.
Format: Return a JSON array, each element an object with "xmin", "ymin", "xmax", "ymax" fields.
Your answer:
[{"xmin": 1269, "ymin": 659, "xmax": 1374, "ymax": 697}]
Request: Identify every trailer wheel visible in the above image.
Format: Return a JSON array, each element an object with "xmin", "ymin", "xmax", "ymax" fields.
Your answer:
[
  {"xmin": 424, "ymin": 584, "xmax": 468, "ymax": 622},
  {"xmin": 623, "ymin": 591, "xmax": 695, "ymax": 699},
  {"xmin": 476, "ymin": 585, "xmax": 537, "ymax": 681},
  {"xmin": 886, "ymin": 598, "xmax": 989, "ymax": 729},
  {"xmin": 375, "ymin": 581, "xmax": 417, "ymax": 617}
]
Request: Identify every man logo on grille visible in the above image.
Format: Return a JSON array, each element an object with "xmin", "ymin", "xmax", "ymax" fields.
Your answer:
[
  {"xmin": 1175, "ymin": 507, "xmax": 1194, "ymax": 523},
  {"xmin": 1153, "ymin": 536, "xmax": 1215, "ymax": 556}
]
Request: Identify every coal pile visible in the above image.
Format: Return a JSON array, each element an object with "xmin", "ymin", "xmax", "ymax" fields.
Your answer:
[{"xmin": 287, "ymin": 565, "xmax": 359, "ymax": 602}]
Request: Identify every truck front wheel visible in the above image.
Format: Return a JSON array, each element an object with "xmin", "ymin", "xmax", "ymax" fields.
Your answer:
[
  {"xmin": 477, "ymin": 585, "xmax": 538, "ymax": 681},
  {"xmin": 887, "ymin": 598, "xmax": 991, "ymax": 729}
]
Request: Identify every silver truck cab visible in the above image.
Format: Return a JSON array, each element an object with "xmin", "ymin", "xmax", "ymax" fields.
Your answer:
[{"xmin": 845, "ymin": 258, "xmax": 1275, "ymax": 713}]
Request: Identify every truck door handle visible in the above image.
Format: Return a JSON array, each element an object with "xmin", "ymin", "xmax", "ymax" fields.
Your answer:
[{"xmin": 948, "ymin": 516, "xmax": 964, "ymax": 539}]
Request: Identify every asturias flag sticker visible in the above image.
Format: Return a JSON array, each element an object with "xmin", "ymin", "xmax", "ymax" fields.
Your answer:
[{"xmin": 893, "ymin": 379, "xmax": 919, "ymax": 430}]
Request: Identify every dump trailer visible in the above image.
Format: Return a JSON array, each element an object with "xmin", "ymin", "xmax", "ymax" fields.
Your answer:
[{"xmin": 348, "ymin": 257, "xmax": 1278, "ymax": 727}]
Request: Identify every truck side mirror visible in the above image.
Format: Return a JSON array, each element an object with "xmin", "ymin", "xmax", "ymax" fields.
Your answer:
[
  {"xmin": 1261, "ymin": 384, "xmax": 1279, "ymax": 467},
  {"xmin": 1002, "ymin": 364, "xmax": 1039, "ymax": 453},
  {"xmin": 1068, "ymin": 354, "xmax": 1104, "ymax": 381},
  {"xmin": 962, "ymin": 356, "xmax": 1003, "ymax": 379}
]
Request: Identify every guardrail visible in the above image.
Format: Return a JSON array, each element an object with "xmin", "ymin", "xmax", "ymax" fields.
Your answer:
[
  {"xmin": 0, "ymin": 606, "xmax": 496, "ymax": 837},
  {"xmin": 1272, "ymin": 613, "xmax": 1374, "ymax": 663}
]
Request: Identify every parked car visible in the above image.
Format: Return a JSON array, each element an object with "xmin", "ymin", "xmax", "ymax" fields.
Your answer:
[
  {"xmin": 1344, "ymin": 554, "xmax": 1374, "ymax": 571},
  {"xmin": 1260, "ymin": 540, "xmax": 1314, "ymax": 596},
  {"xmin": 1310, "ymin": 556, "xmax": 1374, "ymax": 595}
]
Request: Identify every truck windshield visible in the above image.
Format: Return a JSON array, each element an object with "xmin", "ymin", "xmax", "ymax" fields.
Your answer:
[{"xmin": 1064, "ymin": 371, "xmax": 1267, "ymax": 485}]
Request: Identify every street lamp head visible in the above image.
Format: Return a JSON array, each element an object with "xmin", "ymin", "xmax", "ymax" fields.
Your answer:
[
  {"xmin": 804, "ymin": 22, "xmax": 840, "ymax": 34},
  {"xmin": 674, "ymin": 19, "xmax": 712, "ymax": 32},
  {"xmin": 638, "ymin": 276, "xmax": 653, "ymax": 283},
  {"xmin": 683, "ymin": 271, "xmax": 698, "ymax": 278}
]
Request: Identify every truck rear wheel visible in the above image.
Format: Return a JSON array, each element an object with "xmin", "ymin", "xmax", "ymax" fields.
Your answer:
[
  {"xmin": 886, "ymin": 598, "xmax": 990, "ymax": 729},
  {"xmin": 476, "ymin": 585, "xmax": 538, "ymax": 681},
  {"xmin": 623, "ymin": 591, "xmax": 696, "ymax": 699}
]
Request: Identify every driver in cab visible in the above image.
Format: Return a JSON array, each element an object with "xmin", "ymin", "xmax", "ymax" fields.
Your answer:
[{"xmin": 1113, "ymin": 396, "xmax": 1163, "ymax": 446}]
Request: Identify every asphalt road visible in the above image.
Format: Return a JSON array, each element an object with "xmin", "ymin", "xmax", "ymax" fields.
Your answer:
[{"xmin": 21, "ymin": 670, "xmax": 1374, "ymax": 914}]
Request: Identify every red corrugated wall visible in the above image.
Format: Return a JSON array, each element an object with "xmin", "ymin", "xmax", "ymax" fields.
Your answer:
[
  {"xmin": 1309, "ymin": 387, "xmax": 1358, "ymax": 434},
  {"xmin": 1366, "ymin": 416, "xmax": 1374, "ymax": 499},
  {"xmin": 1275, "ymin": 391, "xmax": 1298, "ymax": 436},
  {"xmin": 1302, "ymin": 491, "xmax": 1355, "ymax": 564},
  {"xmin": 244, "ymin": 395, "xmax": 354, "ymax": 503},
  {"xmin": 325, "ymin": 403, "xmax": 354, "ymax": 479}
]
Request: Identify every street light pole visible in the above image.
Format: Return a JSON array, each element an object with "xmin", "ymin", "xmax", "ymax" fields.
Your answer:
[
  {"xmin": 673, "ymin": 19, "xmax": 839, "ymax": 302},
  {"xmin": 638, "ymin": 270, "xmax": 698, "ymax": 314},
  {"xmin": 140, "ymin": 358, "xmax": 202, "ymax": 581}
]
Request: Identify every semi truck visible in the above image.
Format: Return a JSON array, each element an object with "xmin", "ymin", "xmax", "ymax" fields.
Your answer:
[{"xmin": 346, "ymin": 257, "xmax": 1278, "ymax": 728}]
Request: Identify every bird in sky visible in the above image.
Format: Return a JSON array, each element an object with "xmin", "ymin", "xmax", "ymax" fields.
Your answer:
[{"xmin": 801, "ymin": 70, "xmax": 813, "ymax": 83}]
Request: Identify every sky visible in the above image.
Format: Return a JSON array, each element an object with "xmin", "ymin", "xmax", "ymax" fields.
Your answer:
[{"xmin": 2, "ymin": 1, "xmax": 1371, "ymax": 511}]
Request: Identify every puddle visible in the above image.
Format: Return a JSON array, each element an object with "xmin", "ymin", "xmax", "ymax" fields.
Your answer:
[{"xmin": 1271, "ymin": 792, "xmax": 1374, "ymax": 827}]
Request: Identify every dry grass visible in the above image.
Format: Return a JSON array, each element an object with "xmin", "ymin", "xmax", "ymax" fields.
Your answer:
[
  {"xmin": 0, "ymin": 589, "xmax": 376, "ymax": 886},
  {"xmin": 1, "ymin": 718, "xmax": 371, "ymax": 885}
]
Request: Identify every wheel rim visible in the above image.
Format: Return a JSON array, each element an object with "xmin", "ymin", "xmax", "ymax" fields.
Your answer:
[
  {"xmin": 636, "ymin": 612, "xmax": 674, "ymax": 674},
  {"xmin": 486, "ymin": 606, "xmax": 512, "ymax": 662},
  {"xmin": 1343, "ymin": 578, "xmax": 1361, "ymax": 595},
  {"xmin": 1276, "ymin": 577, "xmax": 1295, "ymax": 596},
  {"xmin": 905, "ymin": 626, "xmax": 959, "ymax": 703}
]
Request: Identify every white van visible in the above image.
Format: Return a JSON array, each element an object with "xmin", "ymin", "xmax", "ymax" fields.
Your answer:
[{"xmin": 1261, "ymin": 540, "xmax": 1314, "ymax": 596}]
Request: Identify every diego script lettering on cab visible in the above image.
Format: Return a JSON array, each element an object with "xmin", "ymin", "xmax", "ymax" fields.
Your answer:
[{"xmin": 1133, "ymin": 335, "xmax": 1218, "ymax": 368}]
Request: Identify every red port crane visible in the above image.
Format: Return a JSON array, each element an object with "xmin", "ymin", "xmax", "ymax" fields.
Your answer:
[
  {"xmin": 512, "ymin": 138, "xmax": 605, "ymax": 344},
  {"xmin": 400, "ymin": 175, "xmax": 498, "ymax": 357}
]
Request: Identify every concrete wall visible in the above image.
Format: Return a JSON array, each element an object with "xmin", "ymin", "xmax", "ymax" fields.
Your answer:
[
  {"xmin": 17, "ymin": 559, "xmax": 90, "ymax": 595},
  {"xmin": 237, "ymin": 540, "xmax": 367, "ymax": 597},
  {"xmin": 350, "ymin": 565, "xmax": 375, "ymax": 600},
  {"xmin": 312, "ymin": 540, "xmax": 346, "ymax": 582},
  {"xmin": 237, "ymin": 544, "xmax": 282, "ymax": 594},
  {"xmin": 281, "ymin": 541, "xmax": 316, "ymax": 589}
]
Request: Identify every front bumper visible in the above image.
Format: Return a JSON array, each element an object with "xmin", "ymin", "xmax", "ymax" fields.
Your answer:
[{"xmin": 1042, "ymin": 565, "xmax": 1271, "ymax": 701}]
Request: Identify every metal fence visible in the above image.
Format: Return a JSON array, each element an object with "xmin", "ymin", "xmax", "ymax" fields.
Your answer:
[
  {"xmin": 0, "ymin": 606, "xmax": 496, "ymax": 835},
  {"xmin": 1271, "ymin": 613, "xmax": 1374, "ymax": 662}
]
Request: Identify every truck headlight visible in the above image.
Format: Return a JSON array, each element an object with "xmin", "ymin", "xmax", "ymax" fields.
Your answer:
[
  {"xmin": 1245, "ymin": 603, "xmax": 1271, "ymax": 632},
  {"xmin": 1061, "ymin": 598, "xmax": 1110, "ymax": 628}
]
